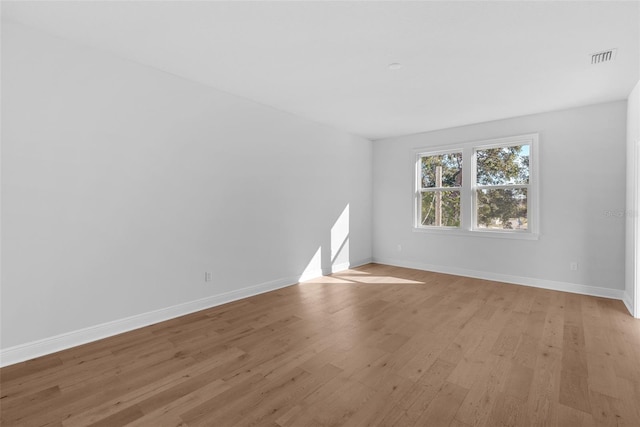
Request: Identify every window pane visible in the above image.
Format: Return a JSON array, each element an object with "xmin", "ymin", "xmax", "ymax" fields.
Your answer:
[
  {"xmin": 476, "ymin": 145, "xmax": 529, "ymax": 185},
  {"xmin": 420, "ymin": 191, "xmax": 460, "ymax": 227},
  {"xmin": 476, "ymin": 188, "xmax": 527, "ymax": 230},
  {"xmin": 421, "ymin": 153, "xmax": 462, "ymax": 188}
]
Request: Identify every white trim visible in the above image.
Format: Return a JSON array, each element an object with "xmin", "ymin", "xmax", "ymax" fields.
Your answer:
[
  {"xmin": 0, "ymin": 257, "xmax": 373, "ymax": 367},
  {"xmin": 414, "ymin": 146, "xmax": 464, "ymax": 158},
  {"xmin": 475, "ymin": 184, "xmax": 528, "ymax": 190},
  {"xmin": 297, "ymin": 268, "xmax": 328, "ymax": 283},
  {"xmin": 373, "ymin": 257, "xmax": 625, "ymax": 301},
  {"xmin": 624, "ymin": 136, "xmax": 639, "ymax": 318},
  {"xmin": 331, "ymin": 262, "xmax": 352, "ymax": 273},
  {"xmin": 623, "ymin": 291, "xmax": 635, "ymax": 318},
  {"xmin": 412, "ymin": 227, "xmax": 539, "ymax": 240},
  {"xmin": 633, "ymin": 138, "xmax": 640, "ymax": 318}
]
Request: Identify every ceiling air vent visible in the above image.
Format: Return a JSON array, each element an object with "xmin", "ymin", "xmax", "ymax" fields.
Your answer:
[{"xmin": 591, "ymin": 49, "xmax": 617, "ymax": 64}]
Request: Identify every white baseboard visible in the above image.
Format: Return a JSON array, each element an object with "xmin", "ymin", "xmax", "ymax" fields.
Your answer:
[
  {"xmin": 622, "ymin": 291, "xmax": 636, "ymax": 318},
  {"xmin": 298, "ymin": 258, "xmax": 372, "ymax": 281},
  {"xmin": 0, "ymin": 257, "xmax": 373, "ymax": 368},
  {"xmin": 297, "ymin": 268, "xmax": 327, "ymax": 283},
  {"xmin": 339, "ymin": 258, "xmax": 373, "ymax": 272},
  {"xmin": 373, "ymin": 257, "xmax": 626, "ymax": 301},
  {"xmin": 331, "ymin": 261, "xmax": 351, "ymax": 273}
]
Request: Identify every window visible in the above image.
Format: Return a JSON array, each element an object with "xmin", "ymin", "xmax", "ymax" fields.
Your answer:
[
  {"xmin": 414, "ymin": 134, "xmax": 538, "ymax": 238},
  {"xmin": 475, "ymin": 144, "xmax": 530, "ymax": 231},
  {"xmin": 418, "ymin": 151, "xmax": 462, "ymax": 227}
]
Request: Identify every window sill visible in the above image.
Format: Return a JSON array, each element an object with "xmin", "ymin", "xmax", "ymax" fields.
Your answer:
[{"xmin": 412, "ymin": 226, "xmax": 539, "ymax": 240}]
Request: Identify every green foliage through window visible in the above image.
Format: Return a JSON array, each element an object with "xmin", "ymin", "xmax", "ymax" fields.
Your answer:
[
  {"xmin": 421, "ymin": 153, "xmax": 462, "ymax": 188},
  {"xmin": 476, "ymin": 145, "xmax": 529, "ymax": 185},
  {"xmin": 421, "ymin": 191, "xmax": 460, "ymax": 227},
  {"xmin": 477, "ymin": 188, "xmax": 527, "ymax": 230},
  {"xmin": 419, "ymin": 152, "xmax": 462, "ymax": 227}
]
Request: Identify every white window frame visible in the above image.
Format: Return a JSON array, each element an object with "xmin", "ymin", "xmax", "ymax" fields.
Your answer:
[
  {"xmin": 415, "ymin": 148, "xmax": 463, "ymax": 229},
  {"xmin": 413, "ymin": 133, "xmax": 539, "ymax": 240}
]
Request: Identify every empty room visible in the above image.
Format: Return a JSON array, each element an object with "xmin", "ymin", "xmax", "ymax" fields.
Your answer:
[{"xmin": 1, "ymin": 1, "xmax": 639, "ymax": 426}]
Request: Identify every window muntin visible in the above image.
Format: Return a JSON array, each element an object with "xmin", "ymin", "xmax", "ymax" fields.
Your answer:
[
  {"xmin": 414, "ymin": 135, "xmax": 538, "ymax": 238},
  {"xmin": 417, "ymin": 151, "xmax": 462, "ymax": 227}
]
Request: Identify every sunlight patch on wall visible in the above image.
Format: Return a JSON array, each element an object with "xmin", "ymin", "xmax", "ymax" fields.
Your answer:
[
  {"xmin": 299, "ymin": 246, "xmax": 323, "ymax": 282},
  {"xmin": 331, "ymin": 204, "xmax": 350, "ymax": 272}
]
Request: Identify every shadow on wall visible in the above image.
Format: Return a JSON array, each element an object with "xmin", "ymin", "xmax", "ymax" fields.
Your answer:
[{"xmin": 299, "ymin": 204, "xmax": 350, "ymax": 282}]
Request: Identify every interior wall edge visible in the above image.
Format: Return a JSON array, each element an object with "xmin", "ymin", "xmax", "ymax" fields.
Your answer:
[{"xmin": 623, "ymin": 291, "xmax": 635, "ymax": 318}]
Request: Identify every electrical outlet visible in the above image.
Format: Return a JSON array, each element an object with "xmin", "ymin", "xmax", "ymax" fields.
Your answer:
[
  {"xmin": 397, "ymin": 244, "xmax": 402, "ymax": 252},
  {"xmin": 204, "ymin": 272, "xmax": 213, "ymax": 282},
  {"xmin": 570, "ymin": 262, "xmax": 578, "ymax": 271}
]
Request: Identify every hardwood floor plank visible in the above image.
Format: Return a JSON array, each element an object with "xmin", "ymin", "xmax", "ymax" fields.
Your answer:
[
  {"xmin": 503, "ymin": 361, "xmax": 534, "ymax": 402},
  {"xmin": 559, "ymin": 368, "xmax": 592, "ymax": 414},
  {"xmin": 177, "ymin": 372, "xmax": 265, "ymax": 426},
  {"xmin": 613, "ymin": 378, "xmax": 640, "ymax": 427},
  {"xmin": 484, "ymin": 392, "xmax": 527, "ymax": 427},
  {"xmin": 85, "ymin": 404, "xmax": 145, "ymax": 427},
  {"xmin": 526, "ymin": 339, "xmax": 562, "ymax": 427},
  {"xmin": 555, "ymin": 403, "xmax": 595, "ymax": 427},
  {"xmin": 340, "ymin": 373, "xmax": 414, "ymax": 427},
  {"xmin": 127, "ymin": 379, "xmax": 230, "ymax": 427},
  {"xmin": 453, "ymin": 355, "xmax": 510, "ymax": 427},
  {"xmin": 289, "ymin": 376, "xmax": 376, "ymax": 426},
  {"xmin": 381, "ymin": 358, "xmax": 458, "ymax": 425},
  {"xmin": 588, "ymin": 389, "xmax": 623, "ymax": 427},
  {"xmin": 411, "ymin": 381, "xmax": 469, "ymax": 427},
  {"xmin": 236, "ymin": 363, "xmax": 344, "ymax": 427}
]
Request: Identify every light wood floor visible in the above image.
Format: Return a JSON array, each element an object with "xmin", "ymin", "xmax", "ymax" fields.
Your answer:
[{"xmin": 2, "ymin": 264, "xmax": 640, "ymax": 426}]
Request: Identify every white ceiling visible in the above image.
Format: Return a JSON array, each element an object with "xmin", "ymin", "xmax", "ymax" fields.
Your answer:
[{"xmin": 2, "ymin": 1, "xmax": 639, "ymax": 140}]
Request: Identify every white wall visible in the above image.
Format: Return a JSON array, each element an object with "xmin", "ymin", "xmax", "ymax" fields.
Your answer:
[
  {"xmin": 626, "ymin": 81, "xmax": 640, "ymax": 317},
  {"xmin": 373, "ymin": 102, "xmax": 627, "ymax": 297},
  {"xmin": 0, "ymin": 22, "xmax": 372, "ymax": 362}
]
